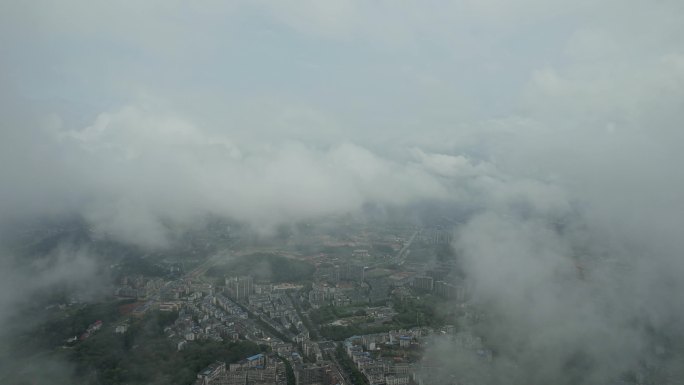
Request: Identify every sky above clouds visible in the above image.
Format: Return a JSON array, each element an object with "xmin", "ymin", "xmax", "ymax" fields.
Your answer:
[
  {"xmin": 1, "ymin": 2, "xmax": 684, "ymax": 382},
  {"xmin": 2, "ymin": 0, "xmax": 682, "ymax": 242}
]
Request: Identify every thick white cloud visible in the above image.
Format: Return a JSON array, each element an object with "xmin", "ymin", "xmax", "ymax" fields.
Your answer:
[{"xmin": 0, "ymin": 105, "xmax": 454, "ymax": 246}]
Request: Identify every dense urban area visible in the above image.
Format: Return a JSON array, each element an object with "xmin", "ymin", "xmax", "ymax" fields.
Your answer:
[{"xmin": 2, "ymin": 214, "xmax": 487, "ymax": 385}]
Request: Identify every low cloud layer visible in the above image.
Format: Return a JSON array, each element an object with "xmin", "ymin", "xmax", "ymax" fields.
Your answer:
[
  {"xmin": 1, "ymin": 1, "xmax": 684, "ymax": 383},
  {"xmin": 2, "ymin": 104, "xmax": 457, "ymax": 247}
]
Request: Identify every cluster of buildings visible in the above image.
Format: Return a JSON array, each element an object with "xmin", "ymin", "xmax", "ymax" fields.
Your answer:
[
  {"xmin": 411, "ymin": 275, "xmax": 468, "ymax": 301},
  {"xmin": 153, "ymin": 273, "xmax": 330, "ymax": 383},
  {"xmin": 309, "ymin": 258, "xmax": 402, "ymax": 310},
  {"xmin": 315, "ymin": 264, "xmax": 367, "ymax": 284},
  {"xmin": 194, "ymin": 354, "xmax": 285, "ymax": 385},
  {"xmin": 308, "ymin": 282, "xmax": 355, "ymax": 309},
  {"xmin": 121, "ymin": 223, "xmax": 486, "ymax": 385},
  {"xmin": 164, "ymin": 292, "xmax": 266, "ymax": 350},
  {"xmin": 139, "ymin": 272, "xmax": 321, "ymax": 364},
  {"xmin": 343, "ymin": 328, "xmax": 429, "ymax": 385},
  {"xmin": 225, "ymin": 276, "xmax": 307, "ymax": 337},
  {"xmin": 343, "ymin": 326, "xmax": 465, "ymax": 385},
  {"xmin": 226, "ymin": 276, "xmax": 254, "ymax": 301},
  {"xmin": 194, "ymin": 353, "xmax": 347, "ymax": 385},
  {"xmin": 293, "ymin": 361, "xmax": 340, "ymax": 385},
  {"xmin": 114, "ymin": 275, "xmax": 165, "ymax": 299},
  {"xmin": 226, "ymin": 277, "xmax": 311, "ymax": 343}
]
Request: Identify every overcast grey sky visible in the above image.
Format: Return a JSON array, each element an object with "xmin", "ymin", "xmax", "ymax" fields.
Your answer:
[{"xmin": 1, "ymin": 0, "xmax": 682, "ymax": 245}]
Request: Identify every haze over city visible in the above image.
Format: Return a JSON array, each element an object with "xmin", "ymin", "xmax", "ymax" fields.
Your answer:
[{"xmin": 1, "ymin": 1, "xmax": 683, "ymax": 384}]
